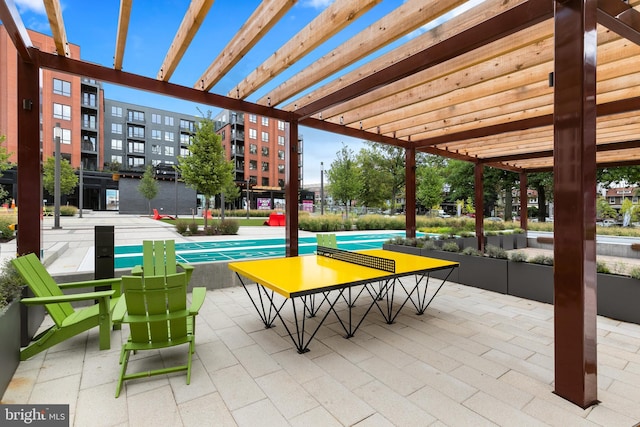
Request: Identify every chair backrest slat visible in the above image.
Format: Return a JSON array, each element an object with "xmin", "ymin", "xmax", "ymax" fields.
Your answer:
[
  {"xmin": 12, "ymin": 254, "xmax": 74, "ymax": 326},
  {"xmin": 165, "ymin": 240, "xmax": 177, "ymax": 275}
]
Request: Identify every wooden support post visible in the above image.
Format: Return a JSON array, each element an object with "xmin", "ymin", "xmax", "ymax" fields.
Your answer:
[
  {"xmin": 552, "ymin": 0, "xmax": 598, "ymax": 408},
  {"xmin": 405, "ymin": 146, "xmax": 416, "ymax": 239},
  {"xmin": 16, "ymin": 55, "xmax": 42, "ymax": 257},
  {"xmin": 285, "ymin": 115, "xmax": 299, "ymax": 257}
]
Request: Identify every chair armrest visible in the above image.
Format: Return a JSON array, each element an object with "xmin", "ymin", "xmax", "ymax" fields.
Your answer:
[
  {"xmin": 131, "ymin": 265, "xmax": 143, "ymax": 276},
  {"xmin": 58, "ymin": 277, "xmax": 121, "ymax": 290},
  {"xmin": 178, "ymin": 263, "xmax": 194, "ymax": 282},
  {"xmin": 111, "ymin": 296, "xmax": 127, "ymax": 324},
  {"xmin": 21, "ymin": 289, "xmax": 116, "ymax": 305},
  {"xmin": 189, "ymin": 287, "xmax": 206, "ymax": 315}
]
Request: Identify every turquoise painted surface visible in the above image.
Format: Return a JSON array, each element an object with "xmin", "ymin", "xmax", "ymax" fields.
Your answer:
[{"xmin": 114, "ymin": 232, "xmax": 421, "ymax": 269}]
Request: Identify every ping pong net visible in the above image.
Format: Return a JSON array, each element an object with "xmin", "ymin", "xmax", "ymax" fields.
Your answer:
[{"xmin": 316, "ymin": 246, "xmax": 396, "ymax": 273}]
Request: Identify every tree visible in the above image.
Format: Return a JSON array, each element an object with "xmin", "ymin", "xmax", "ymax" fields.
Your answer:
[
  {"xmin": 138, "ymin": 164, "xmax": 158, "ymax": 215},
  {"xmin": 42, "ymin": 156, "xmax": 78, "ymax": 199},
  {"xmin": 0, "ymin": 136, "xmax": 12, "ymax": 203},
  {"xmin": 327, "ymin": 144, "xmax": 361, "ymax": 215},
  {"xmin": 416, "ymin": 164, "xmax": 444, "ymax": 212},
  {"xmin": 356, "ymin": 146, "xmax": 388, "ymax": 210},
  {"xmin": 177, "ymin": 110, "xmax": 234, "ymax": 229},
  {"xmin": 527, "ymin": 172, "xmax": 554, "ymax": 222}
]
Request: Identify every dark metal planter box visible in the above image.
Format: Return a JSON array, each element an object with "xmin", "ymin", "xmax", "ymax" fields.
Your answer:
[
  {"xmin": 485, "ymin": 235, "xmax": 501, "ymax": 248},
  {"xmin": 501, "ymin": 234, "xmax": 515, "ymax": 250},
  {"xmin": 514, "ymin": 234, "xmax": 527, "ymax": 249},
  {"xmin": 456, "ymin": 237, "xmax": 477, "ymax": 250},
  {"xmin": 1, "ymin": 300, "xmax": 21, "ymax": 397},
  {"xmin": 507, "ymin": 262, "xmax": 554, "ymax": 304},
  {"xmin": 458, "ymin": 255, "xmax": 508, "ymax": 294},
  {"xmin": 20, "ymin": 287, "xmax": 45, "ymax": 347},
  {"xmin": 420, "ymin": 249, "xmax": 461, "ymax": 283},
  {"xmin": 382, "ymin": 243, "xmax": 422, "ymax": 256},
  {"xmin": 597, "ymin": 273, "xmax": 640, "ymax": 324}
]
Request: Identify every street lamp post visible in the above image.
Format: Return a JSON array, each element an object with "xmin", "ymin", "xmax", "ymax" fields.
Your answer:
[
  {"xmin": 320, "ymin": 161, "xmax": 324, "ymax": 215},
  {"xmin": 53, "ymin": 123, "xmax": 62, "ymax": 229}
]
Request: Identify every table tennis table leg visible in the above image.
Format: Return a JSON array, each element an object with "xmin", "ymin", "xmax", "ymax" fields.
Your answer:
[
  {"xmin": 236, "ymin": 273, "xmax": 285, "ymax": 328},
  {"xmin": 398, "ymin": 267, "xmax": 455, "ymax": 316}
]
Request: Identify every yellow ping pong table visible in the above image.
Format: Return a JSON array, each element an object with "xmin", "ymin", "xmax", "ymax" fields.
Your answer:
[{"xmin": 228, "ymin": 247, "xmax": 458, "ymax": 353}]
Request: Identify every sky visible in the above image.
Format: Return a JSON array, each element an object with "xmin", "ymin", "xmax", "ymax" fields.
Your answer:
[{"xmin": 10, "ymin": 0, "xmax": 483, "ymax": 184}]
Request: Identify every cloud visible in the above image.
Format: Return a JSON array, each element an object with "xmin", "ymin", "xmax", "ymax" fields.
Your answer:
[
  {"xmin": 14, "ymin": 0, "xmax": 46, "ymax": 14},
  {"xmin": 301, "ymin": 0, "xmax": 334, "ymax": 9}
]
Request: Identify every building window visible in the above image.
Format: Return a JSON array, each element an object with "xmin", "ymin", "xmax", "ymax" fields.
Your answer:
[
  {"xmin": 261, "ymin": 116, "xmax": 269, "ymax": 126},
  {"xmin": 261, "ymin": 131, "xmax": 269, "ymax": 142},
  {"xmin": 180, "ymin": 133, "xmax": 192, "ymax": 145},
  {"xmin": 111, "ymin": 106, "xmax": 123, "ymax": 117},
  {"xmin": 262, "ymin": 177, "xmax": 269, "ymax": 186},
  {"xmin": 61, "ymin": 128, "xmax": 71, "ymax": 145},
  {"xmin": 278, "ymin": 178, "xmax": 284, "ymax": 187},
  {"xmin": 111, "ymin": 155, "xmax": 122, "ymax": 164},
  {"xmin": 180, "ymin": 119, "xmax": 195, "ymax": 132},
  {"xmin": 112, "ymin": 123, "xmax": 123, "ymax": 134},
  {"xmin": 82, "ymin": 135, "xmax": 96, "ymax": 151},
  {"xmin": 249, "ymin": 128, "xmax": 257, "ymax": 139},
  {"xmin": 53, "ymin": 78, "xmax": 71, "ymax": 96},
  {"xmin": 82, "ymin": 92, "xmax": 96, "ymax": 107},
  {"xmin": 53, "ymin": 103, "xmax": 71, "ymax": 120},
  {"xmin": 152, "ymin": 129, "xmax": 162, "ymax": 140},
  {"xmin": 128, "ymin": 141, "xmax": 145, "ymax": 154},
  {"xmin": 278, "ymin": 120, "xmax": 285, "ymax": 131},
  {"xmin": 128, "ymin": 125, "xmax": 145, "ymax": 139},
  {"xmin": 262, "ymin": 162, "xmax": 269, "ymax": 172},
  {"xmin": 165, "ymin": 131, "xmax": 175, "ymax": 142},
  {"xmin": 165, "ymin": 116, "xmax": 174, "ymax": 126},
  {"xmin": 152, "ymin": 159, "xmax": 161, "ymax": 167},
  {"xmin": 128, "ymin": 110, "xmax": 145, "ymax": 122},
  {"xmin": 249, "ymin": 144, "xmax": 257, "ymax": 154},
  {"xmin": 249, "ymin": 114, "xmax": 257, "ymax": 123},
  {"xmin": 262, "ymin": 146, "xmax": 269, "ymax": 156},
  {"xmin": 111, "ymin": 139, "xmax": 123, "ymax": 150},
  {"xmin": 180, "ymin": 147, "xmax": 190, "ymax": 156},
  {"xmin": 164, "ymin": 146, "xmax": 174, "ymax": 156},
  {"xmin": 152, "ymin": 113, "xmax": 162, "ymax": 124},
  {"xmin": 128, "ymin": 157, "xmax": 145, "ymax": 168},
  {"xmin": 278, "ymin": 135, "xmax": 285, "ymax": 146},
  {"xmin": 278, "ymin": 164, "xmax": 285, "ymax": 174},
  {"xmin": 249, "ymin": 160, "xmax": 257, "ymax": 170},
  {"xmin": 609, "ymin": 197, "xmax": 615, "ymax": 204},
  {"xmin": 278, "ymin": 150, "xmax": 284, "ymax": 160},
  {"xmin": 82, "ymin": 113, "xmax": 96, "ymax": 129},
  {"xmin": 151, "ymin": 144, "xmax": 161, "ymax": 155}
]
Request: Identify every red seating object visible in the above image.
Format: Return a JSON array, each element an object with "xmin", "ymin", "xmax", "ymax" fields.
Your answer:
[
  {"xmin": 263, "ymin": 211, "xmax": 285, "ymax": 226},
  {"xmin": 153, "ymin": 208, "xmax": 175, "ymax": 220}
]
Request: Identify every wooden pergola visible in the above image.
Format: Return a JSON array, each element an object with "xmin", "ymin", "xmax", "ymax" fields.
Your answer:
[{"xmin": 2, "ymin": 0, "xmax": 640, "ymax": 408}]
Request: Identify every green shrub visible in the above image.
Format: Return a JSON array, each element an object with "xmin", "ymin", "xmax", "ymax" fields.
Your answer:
[
  {"xmin": 188, "ymin": 222, "xmax": 198, "ymax": 234},
  {"xmin": 442, "ymin": 242, "xmax": 460, "ymax": 252},
  {"xmin": 421, "ymin": 240, "xmax": 438, "ymax": 250},
  {"xmin": 60, "ymin": 205, "xmax": 78, "ymax": 216},
  {"xmin": 512, "ymin": 227, "xmax": 525, "ymax": 234},
  {"xmin": 461, "ymin": 246, "xmax": 482, "ymax": 256},
  {"xmin": 629, "ymin": 267, "xmax": 640, "ymax": 280},
  {"xmin": 596, "ymin": 261, "xmax": 610, "ymax": 274},
  {"xmin": 485, "ymin": 244, "xmax": 508, "ymax": 259},
  {"xmin": 509, "ymin": 251, "xmax": 528, "ymax": 262},
  {"xmin": 0, "ymin": 259, "xmax": 26, "ymax": 311},
  {"xmin": 0, "ymin": 215, "xmax": 16, "ymax": 239},
  {"xmin": 217, "ymin": 219, "xmax": 239, "ymax": 235},
  {"xmin": 175, "ymin": 219, "xmax": 188, "ymax": 234},
  {"xmin": 530, "ymin": 254, "xmax": 554, "ymax": 265}
]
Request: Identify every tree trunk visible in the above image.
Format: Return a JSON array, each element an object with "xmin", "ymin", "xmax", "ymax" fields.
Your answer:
[
  {"xmin": 505, "ymin": 187, "xmax": 513, "ymax": 221},
  {"xmin": 537, "ymin": 186, "xmax": 547, "ymax": 222},
  {"xmin": 204, "ymin": 198, "xmax": 209, "ymax": 230}
]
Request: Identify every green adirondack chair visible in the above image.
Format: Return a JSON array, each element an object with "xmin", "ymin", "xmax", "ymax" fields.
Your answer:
[
  {"xmin": 131, "ymin": 240, "xmax": 193, "ymax": 284},
  {"xmin": 11, "ymin": 253, "xmax": 122, "ymax": 361},
  {"xmin": 112, "ymin": 272, "xmax": 206, "ymax": 397}
]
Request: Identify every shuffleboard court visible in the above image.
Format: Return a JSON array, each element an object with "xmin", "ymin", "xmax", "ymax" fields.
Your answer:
[{"xmin": 113, "ymin": 231, "xmax": 421, "ymax": 269}]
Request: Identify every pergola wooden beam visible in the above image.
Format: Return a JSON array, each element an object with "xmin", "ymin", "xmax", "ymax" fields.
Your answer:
[
  {"xmin": 229, "ymin": 0, "xmax": 380, "ymax": 100},
  {"xmin": 157, "ymin": 0, "xmax": 215, "ymax": 81},
  {"xmin": 257, "ymin": 0, "xmax": 467, "ymax": 107},
  {"xmin": 294, "ymin": 0, "xmax": 555, "ymax": 120},
  {"xmin": 597, "ymin": 0, "xmax": 640, "ymax": 46},
  {"xmin": 43, "ymin": 0, "xmax": 69, "ymax": 57},
  {"xmin": 196, "ymin": 0, "xmax": 296, "ymax": 91},
  {"xmin": 0, "ymin": 0, "xmax": 34, "ymax": 61},
  {"xmin": 114, "ymin": 0, "xmax": 132, "ymax": 70}
]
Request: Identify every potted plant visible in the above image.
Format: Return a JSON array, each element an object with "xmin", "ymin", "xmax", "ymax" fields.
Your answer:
[
  {"xmin": 512, "ymin": 228, "xmax": 527, "ymax": 249},
  {"xmin": 0, "ymin": 258, "xmax": 26, "ymax": 396},
  {"xmin": 596, "ymin": 263, "xmax": 640, "ymax": 324},
  {"xmin": 458, "ymin": 244, "xmax": 509, "ymax": 294}
]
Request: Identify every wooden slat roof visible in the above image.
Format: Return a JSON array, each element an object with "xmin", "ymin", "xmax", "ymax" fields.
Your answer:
[{"xmin": 3, "ymin": 0, "xmax": 640, "ymax": 173}]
